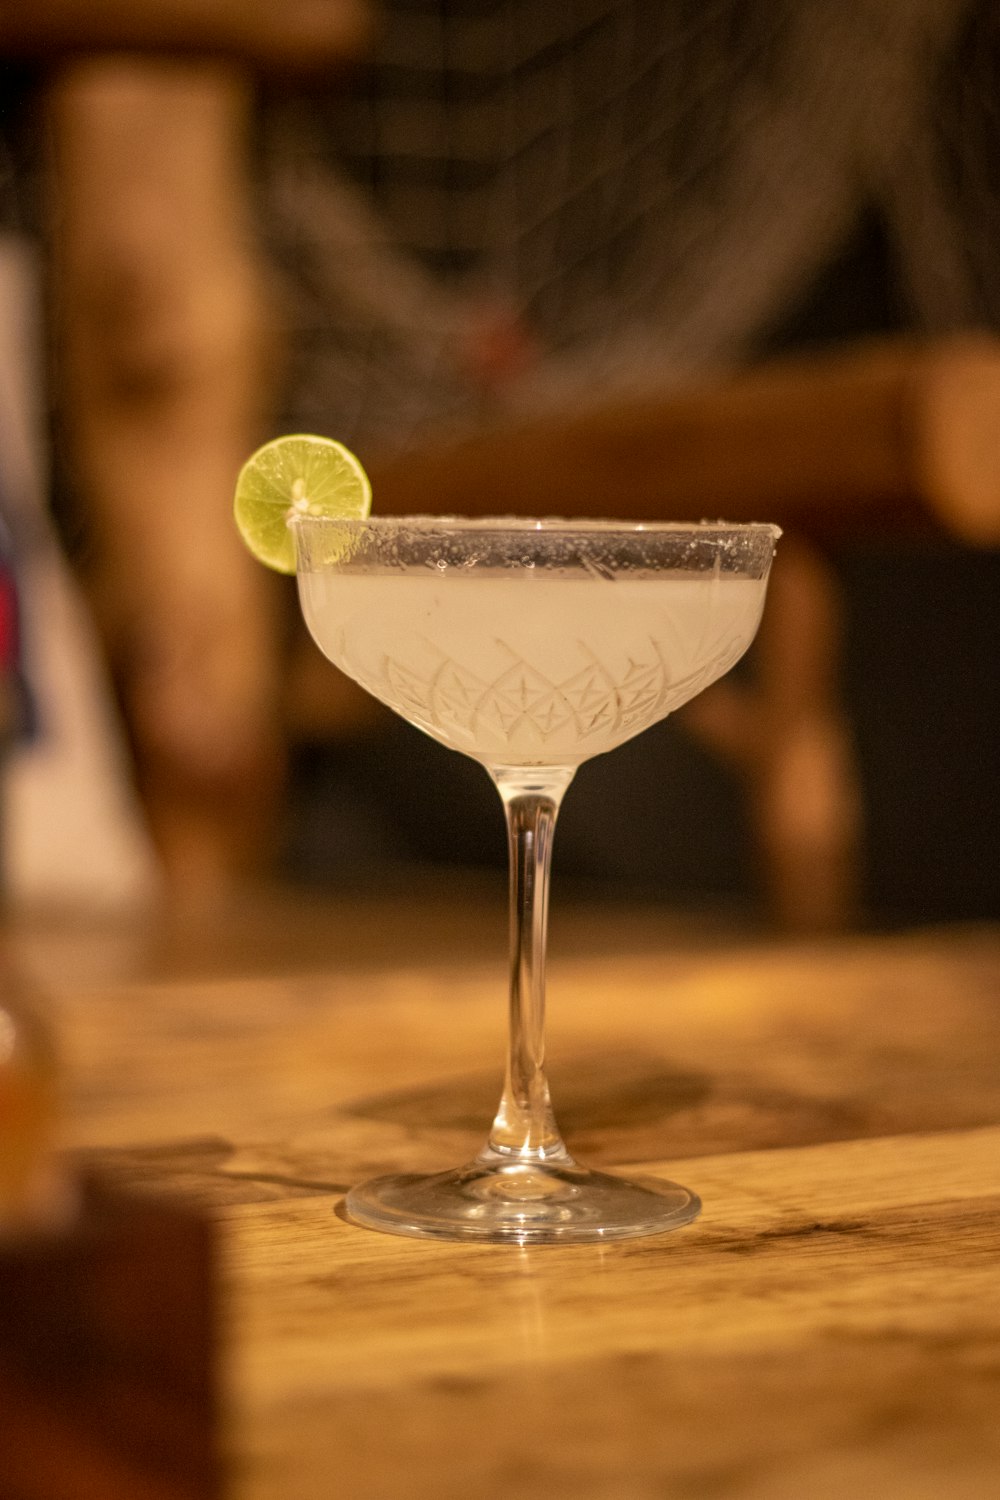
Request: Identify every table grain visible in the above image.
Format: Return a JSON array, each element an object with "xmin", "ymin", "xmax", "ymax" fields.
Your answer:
[{"xmin": 14, "ymin": 896, "xmax": 1000, "ymax": 1499}]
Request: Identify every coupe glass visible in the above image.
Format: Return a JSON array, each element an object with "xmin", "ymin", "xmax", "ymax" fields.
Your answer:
[{"xmin": 292, "ymin": 515, "xmax": 779, "ymax": 1242}]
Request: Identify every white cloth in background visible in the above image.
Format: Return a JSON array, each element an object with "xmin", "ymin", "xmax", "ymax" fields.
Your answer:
[{"xmin": 0, "ymin": 236, "xmax": 161, "ymax": 910}]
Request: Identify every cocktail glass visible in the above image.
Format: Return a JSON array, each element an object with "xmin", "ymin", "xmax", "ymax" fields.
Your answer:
[{"xmin": 292, "ymin": 516, "xmax": 779, "ymax": 1242}]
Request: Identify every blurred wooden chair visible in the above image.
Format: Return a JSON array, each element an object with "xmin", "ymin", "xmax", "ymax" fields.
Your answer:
[
  {"xmin": 34, "ymin": 5, "xmax": 369, "ymax": 904},
  {"xmin": 334, "ymin": 336, "xmax": 1000, "ymax": 931}
]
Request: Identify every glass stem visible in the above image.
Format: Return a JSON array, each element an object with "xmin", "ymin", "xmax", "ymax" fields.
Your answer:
[{"xmin": 484, "ymin": 767, "xmax": 576, "ymax": 1165}]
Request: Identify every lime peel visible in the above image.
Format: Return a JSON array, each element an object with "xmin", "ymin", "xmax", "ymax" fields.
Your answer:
[{"xmin": 233, "ymin": 433, "xmax": 372, "ymax": 574}]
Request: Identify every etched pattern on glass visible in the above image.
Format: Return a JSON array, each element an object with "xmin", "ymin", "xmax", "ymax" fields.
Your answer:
[{"xmin": 375, "ymin": 627, "xmax": 749, "ymax": 758}]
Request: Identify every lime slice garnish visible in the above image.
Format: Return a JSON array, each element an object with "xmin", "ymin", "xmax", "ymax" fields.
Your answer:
[{"xmin": 233, "ymin": 433, "xmax": 372, "ymax": 574}]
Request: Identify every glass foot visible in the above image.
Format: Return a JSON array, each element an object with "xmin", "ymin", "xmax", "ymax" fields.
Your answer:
[{"xmin": 344, "ymin": 1157, "xmax": 701, "ymax": 1244}]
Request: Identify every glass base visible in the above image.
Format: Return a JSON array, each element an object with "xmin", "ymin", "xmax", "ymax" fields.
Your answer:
[{"xmin": 344, "ymin": 1156, "xmax": 701, "ymax": 1244}]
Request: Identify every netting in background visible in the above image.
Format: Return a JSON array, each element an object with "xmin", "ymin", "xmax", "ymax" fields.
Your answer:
[{"xmin": 262, "ymin": 0, "xmax": 1000, "ymax": 451}]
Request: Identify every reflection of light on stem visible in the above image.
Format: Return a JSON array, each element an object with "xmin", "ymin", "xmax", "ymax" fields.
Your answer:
[
  {"xmin": 508, "ymin": 1244, "xmax": 611, "ymax": 1361},
  {"xmin": 511, "ymin": 1246, "xmax": 549, "ymax": 1361}
]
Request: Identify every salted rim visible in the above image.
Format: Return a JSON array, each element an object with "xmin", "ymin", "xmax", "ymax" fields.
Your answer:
[{"xmin": 289, "ymin": 514, "xmax": 781, "ymax": 537}]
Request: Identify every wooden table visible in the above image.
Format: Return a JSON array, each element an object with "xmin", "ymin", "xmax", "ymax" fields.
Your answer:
[{"xmin": 13, "ymin": 890, "xmax": 1000, "ymax": 1499}]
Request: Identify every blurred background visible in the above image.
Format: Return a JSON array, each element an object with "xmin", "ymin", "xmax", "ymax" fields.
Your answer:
[{"xmin": 1, "ymin": 0, "xmax": 999, "ymax": 932}]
